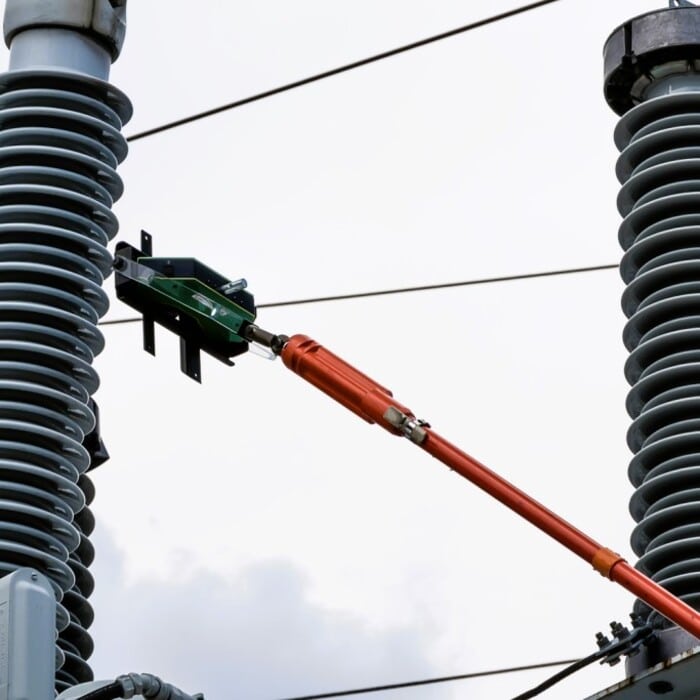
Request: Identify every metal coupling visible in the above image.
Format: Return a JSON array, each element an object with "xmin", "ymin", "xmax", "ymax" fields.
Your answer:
[
  {"xmin": 3, "ymin": 0, "xmax": 127, "ymax": 60},
  {"xmin": 117, "ymin": 673, "xmax": 204, "ymax": 700},
  {"xmin": 383, "ymin": 406, "xmax": 429, "ymax": 445},
  {"xmin": 243, "ymin": 323, "xmax": 290, "ymax": 356}
]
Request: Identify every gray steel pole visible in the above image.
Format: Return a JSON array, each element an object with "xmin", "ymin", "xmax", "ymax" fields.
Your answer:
[
  {"xmin": 604, "ymin": 2, "xmax": 700, "ymax": 675},
  {"xmin": 0, "ymin": 1, "xmax": 131, "ymax": 692}
]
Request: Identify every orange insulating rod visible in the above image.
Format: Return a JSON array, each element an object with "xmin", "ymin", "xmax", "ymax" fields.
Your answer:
[{"xmin": 281, "ymin": 334, "xmax": 700, "ymax": 639}]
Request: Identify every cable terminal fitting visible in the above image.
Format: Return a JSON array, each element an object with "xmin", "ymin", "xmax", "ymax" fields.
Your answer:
[
  {"xmin": 117, "ymin": 673, "xmax": 204, "ymax": 700},
  {"xmin": 242, "ymin": 323, "xmax": 289, "ymax": 356},
  {"xmin": 383, "ymin": 406, "xmax": 430, "ymax": 444}
]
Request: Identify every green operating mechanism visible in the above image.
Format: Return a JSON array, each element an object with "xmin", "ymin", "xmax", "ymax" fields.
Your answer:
[{"xmin": 114, "ymin": 231, "xmax": 257, "ymax": 381}]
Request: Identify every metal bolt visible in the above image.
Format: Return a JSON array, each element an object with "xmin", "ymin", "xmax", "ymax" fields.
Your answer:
[
  {"xmin": 630, "ymin": 612, "xmax": 645, "ymax": 629},
  {"xmin": 610, "ymin": 620, "xmax": 632, "ymax": 642},
  {"xmin": 596, "ymin": 632, "xmax": 611, "ymax": 650}
]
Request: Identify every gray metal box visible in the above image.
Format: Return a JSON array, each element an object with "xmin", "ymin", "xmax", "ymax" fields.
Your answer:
[{"xmin": 0, "ymin": 569, "xmax": 55, "ymax": 700}]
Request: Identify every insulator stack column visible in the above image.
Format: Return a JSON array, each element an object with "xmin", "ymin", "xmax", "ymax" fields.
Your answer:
[
  {"xmin": 0, "ymin": 1, "xmax": 131, "ymax": 692},
  {"xmin": 618, "ymin": 80, "xmax": 700, "ymax": 625},
  {"xmin": 605, "ymin": 4, "xmax": 700, "ymax": 670}
]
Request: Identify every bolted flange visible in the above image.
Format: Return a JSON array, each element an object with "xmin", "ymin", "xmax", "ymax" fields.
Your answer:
[
  {"xmin": 3, "ymin": 0, "xmax": 127, "ymax": 62},
  {"xmin": 604, "ymin": 5, "xmax": 700, "ymax": 115}
]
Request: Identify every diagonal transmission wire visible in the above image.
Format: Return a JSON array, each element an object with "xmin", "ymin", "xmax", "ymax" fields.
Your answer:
[
  {"xmin": 274, "ymin": 658, "xmax": 581, "ymax": 700},
  {"xmin": 279, "ymin": 626, "xmax": 653, "ymax": 700},
  {"xmin": 126, "ymin": 0, "xmax": 563, "ymax": 143},
  {"xmin": 99, "ymin": 263, "xmax": 618, "ymax": 327}
]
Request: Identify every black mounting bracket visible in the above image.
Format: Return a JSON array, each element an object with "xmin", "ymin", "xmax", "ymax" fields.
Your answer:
[{"xmin": 114, "ymin": 231, "xmax": 256, "ymax": 382}]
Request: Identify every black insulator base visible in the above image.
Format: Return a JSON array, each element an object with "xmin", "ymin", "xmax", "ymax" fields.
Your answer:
[{"xmin": 605, "ymin": 7, "xmax": 700, "ymax": 115}]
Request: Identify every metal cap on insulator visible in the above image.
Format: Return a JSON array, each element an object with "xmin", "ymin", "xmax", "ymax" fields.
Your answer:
[
  {"xmin": 4, "ymin": 0, "xmax": 127, "ymax": 59},
  {"xmin": 604, "ymin": 3, "xmax": 700, "ymax": 115},
  {"xmin": 3, "ymin": 0, "xmax": 127, "ymax": 79}
]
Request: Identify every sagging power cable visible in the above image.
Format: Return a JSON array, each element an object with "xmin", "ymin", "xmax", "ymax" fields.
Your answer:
[
  {"xmin": 511, "ymin": 653, "xmax": 603, "ymax": 700},
  {"xmin": 512, "ymin": 622, "xmax": 655, "ymax": 700},
  {"xmin": 273, "ymin": 659, "xmax": 580, "ymax": 700},
  {"xmin": 126, "ymin": 0, "xmax": 563, "ymax": 143},
  {"xmin": 273, "ymin": 623, "xmax": 653, "ymax": 700}
]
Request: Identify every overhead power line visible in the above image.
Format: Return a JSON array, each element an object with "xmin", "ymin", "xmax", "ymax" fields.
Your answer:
[
  {"xmin": 126, "ymin": 0, "xmax": 563, "ymax": 143},
  {"xmin": 99, "ymin": 263, "xmax": 618, "ymax": 327},
  {"xmin": 277, "ymin": 626, "xmax": 653, "ymax": 700},
  {"xmin": 257, "ymin": 263, "xmax": 617, "ymax": 308},
  {"xmin": 274, "ymin": 658, "xmax": 580, "ymax": 700},
  {"xmin": 511, "ymin": 652, "xmax": 601, "ymax": 700}
]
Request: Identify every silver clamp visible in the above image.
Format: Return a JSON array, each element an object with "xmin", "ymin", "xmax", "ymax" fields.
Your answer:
[
  {"xmin": 384, "ymin": 406, "xmax": 429, "ymax": 445},
  {"xmin": 4, "ymin": 0, "xmax": 127, "ymax": 60}
]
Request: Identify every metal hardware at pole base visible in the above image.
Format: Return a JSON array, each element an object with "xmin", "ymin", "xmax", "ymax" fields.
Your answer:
[
  {"xmin": 586, "ymin": 644, "xmax": 700, "ymax": 699},
  {"xmin": 625, "ymin": 627, "xmax": 699, "ymax": 676}
]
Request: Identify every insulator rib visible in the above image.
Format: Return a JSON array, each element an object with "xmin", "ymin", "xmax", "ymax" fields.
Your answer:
[{"xmin": 619, "ymin": 92, "xmax": 700, "ymax": 626}]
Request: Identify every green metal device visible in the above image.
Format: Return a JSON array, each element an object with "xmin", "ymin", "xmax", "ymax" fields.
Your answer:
[{"xmin": 114, "ymin": 232, "xmax": 257, "ymax": 381}]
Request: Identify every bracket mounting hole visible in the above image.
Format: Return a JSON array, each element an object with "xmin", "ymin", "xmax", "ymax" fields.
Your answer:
[{"xmin": 649, "ymin": 680, "xmax": 674, "ymax": 695}]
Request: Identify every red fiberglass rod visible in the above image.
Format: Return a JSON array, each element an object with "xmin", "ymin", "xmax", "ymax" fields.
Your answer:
[{"xmin": 280, "ymin": 334, "xmax": 700, "ymax": 639}]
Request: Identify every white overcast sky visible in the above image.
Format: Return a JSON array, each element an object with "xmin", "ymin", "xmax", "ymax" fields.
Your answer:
[{"xmin": 0, "ymin": 1, "xmax": 684, "ymax": 698}]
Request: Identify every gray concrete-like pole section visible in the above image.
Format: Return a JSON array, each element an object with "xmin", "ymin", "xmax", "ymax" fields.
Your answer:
[{"xmin": 0, "ymin": 1, "xmax": 131, "ymax": 693}]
